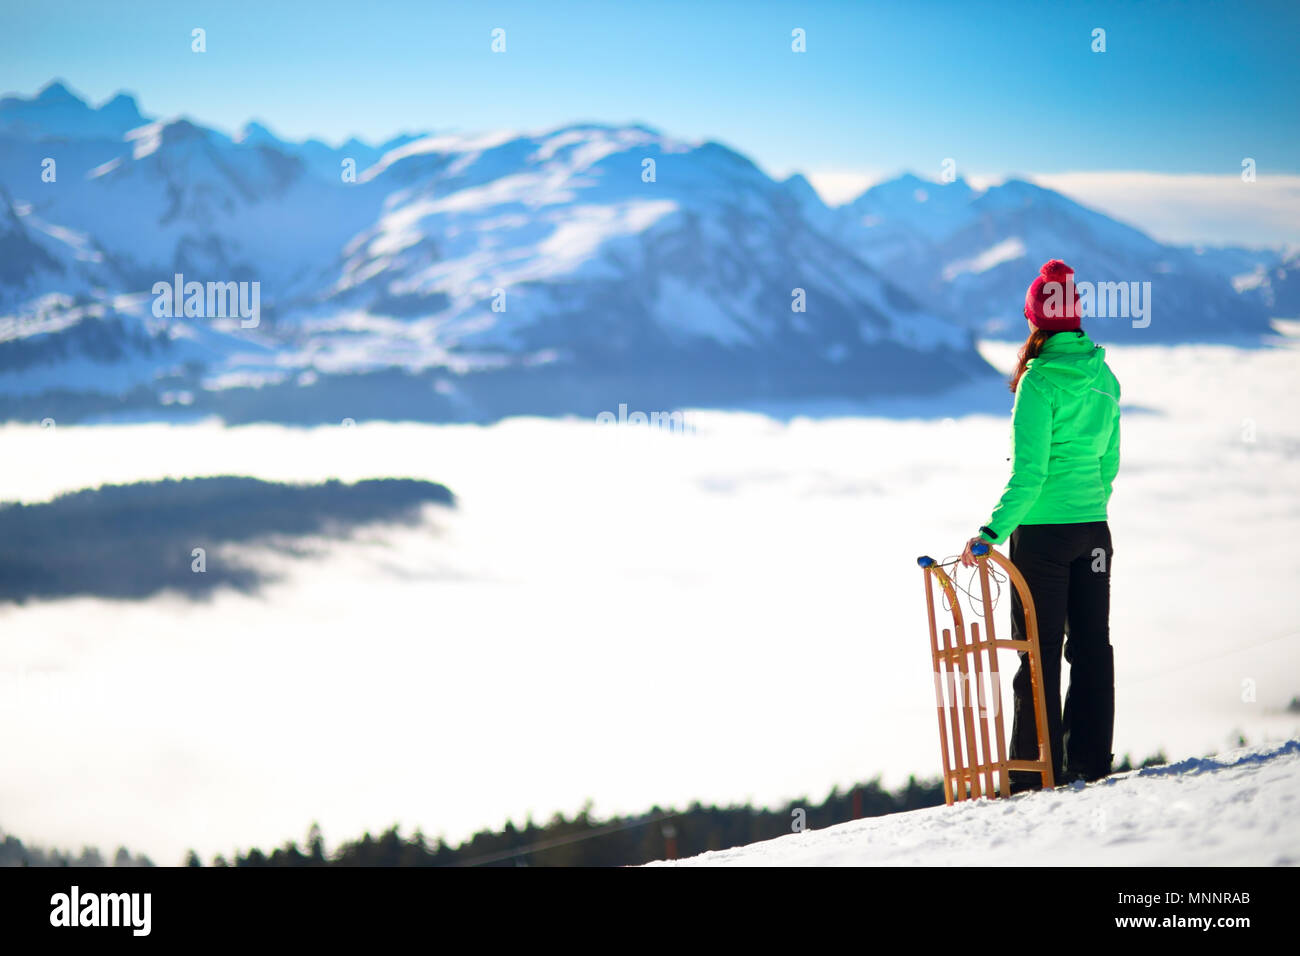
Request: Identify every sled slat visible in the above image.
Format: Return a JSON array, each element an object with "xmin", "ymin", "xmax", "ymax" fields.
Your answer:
[
  {"xmin": 939, "ymin": 627, "xmax": 968, "ymax": 797},
  {"xmin": 977, "ymin": 557, "xmax": 1013, "ymax": 797},
  {"xmin": 968, "ymin": 622, "xmax": 997, "ymax": 798},
  {"xmin": 922, "ymin": 568, "xmax": 954, "ymax": 806}
]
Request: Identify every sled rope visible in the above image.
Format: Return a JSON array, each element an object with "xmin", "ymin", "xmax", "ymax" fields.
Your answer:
[{"xmin": 930, "ymin": 555, "xmax": 1007, "ymax": 618}]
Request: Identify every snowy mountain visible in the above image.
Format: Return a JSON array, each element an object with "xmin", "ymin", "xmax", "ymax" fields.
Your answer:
[
  {"xmin": 833, "ymin": 175, "xmax": 1277, "ymax": 341},
  {"xmin": 275, "ymin": 125, "xmax": 984, "ymax": 420},
  {"xmin": 0, "ymin": 81, "xmax": 1280, "ymax": 422},
  {"xmin": 1178, "ymin": 242, "xmax": 1282, "ymax": 286},
  {"xmin": 2, "ymin": 118, "xmax": 383, "ymax": 300},
  {"xmin": 0, "ymin": 83, "xmax": 987, "ymax": 422},
  {"xmin": 652, "ymin": 737, "xmax": 1300, "ymax": 866},
  {"xmin": 0, "ymin": 79, "xmax": 146, "ymax": 141},
  {"xmin": 1231, "ymin": 247, "xmax": 1300, "ymax": 318},
  {"xmin": 233, "ymin": 120, "xmax": 423, "ymax": 183},
  {"xmin": 0, "ymin": 189, "xmax": 67, "ymax": 301}
]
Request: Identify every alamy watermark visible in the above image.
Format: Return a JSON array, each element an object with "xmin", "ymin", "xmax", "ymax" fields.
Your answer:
[
  {"xmin": 50, "ymin": 885, "xmax": 151, "ymax": 936},
  {"xmin": 597, "ymin": 403, "xmax": 695, "ymax": 434},
  {"xmin": 152, "ymin": 273, "xmax": 260, "ymax": 328},
  {"xmin": 1043, "ymin": 276, "xmax": 1151, "ymax": 329}
]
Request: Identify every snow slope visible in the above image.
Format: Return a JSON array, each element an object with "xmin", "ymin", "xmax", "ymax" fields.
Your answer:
[{"xmin": 651, "ymin": 738, "xmax": 1300, "ymax": 866}]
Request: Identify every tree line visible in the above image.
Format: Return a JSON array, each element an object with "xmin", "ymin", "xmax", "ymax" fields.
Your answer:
[
  {"xmin": 0, "ymin": 475, "xmax": 454, "ymax": 602},
  {"xmin": 1, "ymin": 750, "xmax": 1166, "ymax": 867},
  {"xmin": 200, "ymin": 750, "xmax": 1168, "ymax": 868}
]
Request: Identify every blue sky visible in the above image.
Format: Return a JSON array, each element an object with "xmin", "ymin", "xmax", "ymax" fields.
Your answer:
[{"xmin": 4, "ymin": 0, "xmax": 1298, "ymax": 241}]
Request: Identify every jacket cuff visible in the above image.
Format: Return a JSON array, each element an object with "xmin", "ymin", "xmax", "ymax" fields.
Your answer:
[{"xmin": 978, "ymin": 525, "xmax": 999, "ymax": 545}]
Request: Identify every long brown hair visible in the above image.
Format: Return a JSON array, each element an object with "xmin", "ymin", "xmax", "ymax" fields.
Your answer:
[{"xmin": 1009, "ymin": 328, "xmax": 1057, "ymax": 393}]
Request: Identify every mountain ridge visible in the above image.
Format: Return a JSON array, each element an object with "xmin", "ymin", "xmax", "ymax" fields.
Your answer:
[{"xmin": 0, "ymin": 82, "xmax": 1280, "ymax": 423}]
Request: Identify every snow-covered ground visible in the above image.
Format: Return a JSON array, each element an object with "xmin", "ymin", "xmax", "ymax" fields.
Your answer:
[
  {"xmin": 651, "ymin": 737, "xmax": 1300, "ymax": 866},
  {"xmin": 0, "ymin": 332, "xmax": 1298, "ymax": 864}
]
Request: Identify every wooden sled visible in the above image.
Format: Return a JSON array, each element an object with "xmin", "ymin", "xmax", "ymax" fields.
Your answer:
[{"xmin": 916, "ymin": 542, "xmax": 1055, "ymax": 804}]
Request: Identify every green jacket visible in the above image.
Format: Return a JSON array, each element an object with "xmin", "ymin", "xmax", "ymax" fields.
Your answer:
[{"xmin": 979, "ymin": 330, "xmax": 1120, "ymax": 546}]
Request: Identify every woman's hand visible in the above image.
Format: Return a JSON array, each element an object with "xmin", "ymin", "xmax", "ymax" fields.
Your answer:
[{"xmin": 959, "ymin": 535, "xmax": 985, "ymax": 567}]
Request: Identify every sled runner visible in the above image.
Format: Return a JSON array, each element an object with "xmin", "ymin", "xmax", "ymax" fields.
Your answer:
[{"xmin": 916, "ymin": 542, "xmax": 1055, "ymax": 803}]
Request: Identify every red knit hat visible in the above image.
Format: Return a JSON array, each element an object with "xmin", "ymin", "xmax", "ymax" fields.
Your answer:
[{"xmin": 1024, "ymin": 259, "xmax": 1082, "ymax": 331}]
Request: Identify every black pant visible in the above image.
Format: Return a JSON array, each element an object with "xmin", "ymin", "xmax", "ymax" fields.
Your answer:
[{"xmin": 1007, "ymin": 521, "xmax": 1114, "ymax": 791}]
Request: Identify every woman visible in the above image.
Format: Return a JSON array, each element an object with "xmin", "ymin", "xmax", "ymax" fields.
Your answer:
[{"xmin": 959, "ymin": 259, "xmax": 1121, "ymax": 792}]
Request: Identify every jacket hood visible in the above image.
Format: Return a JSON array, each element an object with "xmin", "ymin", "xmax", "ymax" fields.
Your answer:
[{"xmin": 1027, "ymin": 331, "xmax": 1107, "ymax": 393}]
